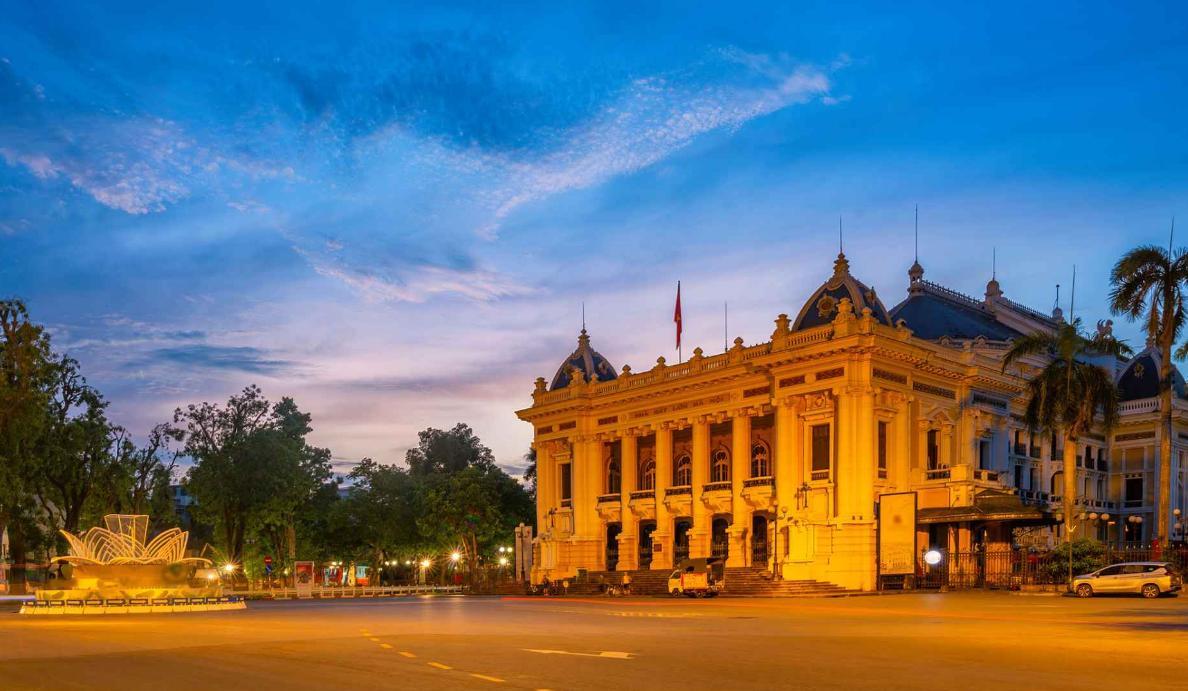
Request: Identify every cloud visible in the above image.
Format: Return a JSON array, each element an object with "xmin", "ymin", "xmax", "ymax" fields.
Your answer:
[
  {"xmin": 453, "ymin": 54, "xmax": 833, "ymax": 238},
  {"xmin": 144, "ymin": 344, "xmax": 297, "ymax": 375},
  {"xmin": 0, "ymin": 60, "xmax": 291, "ymax": 215},
  {"xmin": 299, "ymin": 249, "xmax": 531, "ymax": 303}
]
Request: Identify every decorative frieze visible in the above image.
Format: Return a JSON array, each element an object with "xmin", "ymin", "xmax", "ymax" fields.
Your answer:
[
  {"xmin": 913, "ymin": 381, "xmax": 956, "ymax": 400},
  {"xmin": 557, "ymin": 421, "xmax": 576, "ymax": 431},
  {"xmin": 1115, "ymin": 431, "xmax": 1155, "ymax": 442},
  {"xmin": 971, "ymin": 393, "xmax": 1008, "ymax": 409},
  {"xmin": 626, "ymin": 393, "xmax": 732, "ymax": 420},
  {"xmin": 597, "ymin": 415, "xmax": 618, "ymax": 426},
  {"xmin": 872, "ymin": 368, "xmax": 907, "ymax": 384},
  {"xmin": 743, "ymin": 386, "xmax": 770, "ymax": 398},
  {"xmin": 815, "ymin": 367, "xmax": 844, "ymax": 380},
  {"xmin": 778, "ymin": 375, "xmax": 806, "ymax": 387}
]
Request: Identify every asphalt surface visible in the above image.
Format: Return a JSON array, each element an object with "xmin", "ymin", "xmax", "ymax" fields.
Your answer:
[{"xmin": 1, "ymin": 591, "xmax": 1186, "ymax": 690}]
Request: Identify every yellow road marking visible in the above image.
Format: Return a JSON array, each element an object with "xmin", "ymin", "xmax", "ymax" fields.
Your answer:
[
  {"xmin": 379, "ymin": 643, "xmax": 393, "ymax": 649},
  {"xmin": 470, "ymin": 673, "xmax": 505, "ymax": 683},
  {"xmin": 369, "ymin": 637, "xmax": 381, "ymax": 642},
  {"xmin": 399, "ymin": 651, "xmax": 416, "ymax": 658},
  {"xmin": 428, "ymin": 662, "xmax": 452, "ymax": 670}
]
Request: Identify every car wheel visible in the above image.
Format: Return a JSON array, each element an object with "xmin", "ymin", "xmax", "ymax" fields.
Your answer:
[
  {"xmin": 1141, "ymin": 583, "xmax": 1160, "ymax": 599},
  {"xmin": 1075, "ymin": 584, "xmax": 1093, "ymax": 598},
  {"xmin": 669, "ymin": 588, "xmax": 682, "ymax": 597}
]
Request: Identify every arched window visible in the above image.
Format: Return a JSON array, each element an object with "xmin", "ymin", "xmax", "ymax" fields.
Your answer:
[
  {"xmin": 751, "ymin": 441, "xmax": 771, "ymax": 478},
  {"xmin": 673, "ymin": 454, "xmax": 692, "ymax": 486},
  {"xmin": 711, "ymin": 448, "xmax": 730, "ymax": 483},
  {"xmin": 606, "ymin": 457, "xmax": 621, "ymax": 495},
  {"xmin": 639, "ymin": 458, "xmax": 655, "ymax": 491}
]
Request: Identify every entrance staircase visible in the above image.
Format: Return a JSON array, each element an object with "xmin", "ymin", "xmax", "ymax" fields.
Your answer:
[{"xmin": 564, "ymin": 566, "xmax": 852, "ymax": 598}]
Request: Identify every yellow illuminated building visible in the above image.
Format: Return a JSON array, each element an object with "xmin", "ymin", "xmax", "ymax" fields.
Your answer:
[{"xmin": 517, "ymin": 252, "xmax": 1188, "ymax": 591}]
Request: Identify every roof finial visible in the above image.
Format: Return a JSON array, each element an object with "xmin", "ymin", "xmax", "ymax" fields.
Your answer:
[
  {"xmin": 1052, "ymin": 283, "xmax": 1063, "ymax": 322},
  {"xmin": 1069, "ymin": 265, "xmax": 1076, "ymax": 322},
  {"xmin": 839, "ymin": 215, "xmax": 843, "ymax": 254},
  {"xmin": 985, "ymin": 247, "xmax": 1002, "ymax": 300},
  {"xmin": 908, "ymin": 205, "xmax": 924, "ymax": 287},
  {"xmin": 581, "ymin": 301, "xmax": 586, "ymax": 333}
]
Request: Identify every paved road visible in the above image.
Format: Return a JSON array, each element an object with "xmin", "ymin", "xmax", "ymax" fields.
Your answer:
[{"xmin": 1, "ymin": 592, "xmax": 1185, "ymax": 690}]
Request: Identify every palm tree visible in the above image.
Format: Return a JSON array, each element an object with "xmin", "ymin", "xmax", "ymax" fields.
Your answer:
[
  {"xmin": 1003, "ymin": 319, "xmax": 1124, "ymax": 543},
  {"xmin": 1110, "ymin": 245, "xmax": 1188, "ymax": 546}
]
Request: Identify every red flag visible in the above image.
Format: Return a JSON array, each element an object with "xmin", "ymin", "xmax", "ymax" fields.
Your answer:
[{"xmin": 674, "ymin": 281, "xmax": 682, "ymax": 350}]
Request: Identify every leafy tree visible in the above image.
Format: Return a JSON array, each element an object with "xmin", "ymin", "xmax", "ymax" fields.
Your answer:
[
  {"xmin": 29, "ymin": 356, "xmax": 115, "ymax": 536},
  {"xmin": 1041, "ymin": 538, "xmax": 1106, "ymax": 582},
  {"xmin": 406, "ymin": 423, "xmax": 496, "ymax": 476},
  {"xmin": 1110, "ymin": 244, "xmax": 1188, "ymax": 545},
  {"xmin": 522, "ymin": 446, "xmax": 537, "ymax": 500},
  {"xmin": 1003, "ymin": 319, "xmax": 1125, "ymax": 540},
  {"xmin": 0, "ymin": 300, "xmax": 55, "ymax": 591},
  {"xmin": 176, "ymin": 386, "xmax": 330, "ymax": 564},
  {"xmin": 93, "ymin": 422, "xmax": 184, "ymax": 529}
]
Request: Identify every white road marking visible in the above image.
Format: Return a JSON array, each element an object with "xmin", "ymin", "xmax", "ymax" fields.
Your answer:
[
  {"xmin": 470, "ymin": 673, "xmax": 505, "ymax": 683},
  {"xmin": 428, "ymin": 662, "xmax": 452, "ymax": 670},
  {"xmin": 523, "ymin": 649, "xmax": 634, "ymax": 659}
]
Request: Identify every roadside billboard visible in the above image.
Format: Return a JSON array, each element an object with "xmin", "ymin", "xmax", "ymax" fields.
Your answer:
[{"xmin": 878, "ymin": 492, "xmax": 917, "ymax": 577}]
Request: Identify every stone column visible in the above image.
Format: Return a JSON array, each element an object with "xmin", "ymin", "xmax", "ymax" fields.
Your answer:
[
  {"xmin": 691, "ymin": 418, "xmax": 710, "ymax": 558},
  {"xmin": 773, "ymin": 399, "xmax": 798, "ymax": 574},
  {"xmin": 653, "ymin": 425, "xmax": 674, "ymax": 570},
  {"xmin": 618, "ymin": 433, "xmax": 638, "ymax": 570},
  {"xmin": 535, "ymin": 442, "xmax": 551, "ymax": 534},
  {"xmin": 729, "ymin": 412, "xmax": 751, "ymax": 567}
]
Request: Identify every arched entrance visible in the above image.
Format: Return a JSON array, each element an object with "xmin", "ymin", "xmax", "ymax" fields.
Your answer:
[
  {"xmin": 751, "ymin": 514, "xmax": 769, "ymax": 565},
  {"xmin": 711, "ymin": 517, "xmax": 730, "ymax": 560},
  {"xmin": 638, "ymin": 521, "xmax": 656, "ymax": 568},
  {"xmin": 606, "ymin": 523, "xmax": 621, "ymax": 571},
  {"xmin": 674, "ymin": 519, "xmax": 692, "ymax": 563}
]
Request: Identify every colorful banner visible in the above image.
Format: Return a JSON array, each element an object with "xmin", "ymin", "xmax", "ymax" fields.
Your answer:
[{"xmin": 878, "ymin": 492, "xmax": 917, "ymax": 576}]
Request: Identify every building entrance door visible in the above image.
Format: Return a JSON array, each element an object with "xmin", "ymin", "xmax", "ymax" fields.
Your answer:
[
  {"xmin": 711, "ymin": 517, "xmax": 729, "ymax": 560},
  {"xmin": 674, "ymin": 519, "xmax": 692, "ymax": 563},
  {"xmin": 752, "ymin": 514, "xmax": 769, "ymax": 564},
  {"xmin": 606, "ymin": 523, "xmax": 621, "ymax": 571},
  {"xmin": 638, "ymin": 521, "xmax": 655, "ymax": 568}
]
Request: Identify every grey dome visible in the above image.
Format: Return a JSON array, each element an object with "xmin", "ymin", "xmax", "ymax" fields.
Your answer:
[{"xmin": 549, "ymin": 329, "xmax": 618, "ymax": 390}]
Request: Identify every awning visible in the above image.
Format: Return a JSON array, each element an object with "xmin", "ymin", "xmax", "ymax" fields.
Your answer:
[{"xmin": 916, "ymin": 489, "xmax": 1054, "ymax": 525}]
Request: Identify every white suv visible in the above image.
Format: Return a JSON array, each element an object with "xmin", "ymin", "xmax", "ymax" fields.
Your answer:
[{"xmin": 1073, "ymin": 562, "xmax": 1182, "ymax": 598}]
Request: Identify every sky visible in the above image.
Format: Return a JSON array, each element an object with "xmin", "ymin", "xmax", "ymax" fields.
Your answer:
[{"xmin": 2, "ymin": 1, "xmax": 1186, "ymax": 476}]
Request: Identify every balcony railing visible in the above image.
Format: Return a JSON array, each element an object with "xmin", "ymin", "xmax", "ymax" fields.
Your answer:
[
  {"xmin": 810, "ymin": 469, "xmax": 830, "ymax": 481},
  {"xmin": 877, "ymin": 468, "xmax": 888, "ymax": 480},
  {"xmin": 973, "ymin": 469, "xmax": 999, "ymax": 482},
  {"xmin": 1030, "ymin": 446, "xmax": 1041, "ymax": 458},
  {"xmin": 560, "ymin": 498, "xmax": 572, "ymax": 508},
  {"xmin": 629, "ymin": 489, "xmax": 654, "ymax": 500},
  {"xmin": 597, "ymin": 494, "xmax": 621, "ymax": 504},
  {"xmin": 743, "ymin": 476, "xmax": 774, "ymax": 488},
  {"xmin": 702, "ymin": 481, "xmax": 732, "ymax": 493},
  {"xmin": 925, "ymin": 468, "xmax": 951, "ymax": 480},
  {"xmin": 1012, "ymin": 443, "xmax": 1027, "ymax": 456},
  {"xmin": 665, "ymin": 486, "xmax": 692, "ymax": 497}
]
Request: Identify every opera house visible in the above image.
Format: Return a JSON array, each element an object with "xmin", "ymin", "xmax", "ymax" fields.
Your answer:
[{"xmin": 516, "ymin": 251, "xmax": 1188, "ymax": 591}]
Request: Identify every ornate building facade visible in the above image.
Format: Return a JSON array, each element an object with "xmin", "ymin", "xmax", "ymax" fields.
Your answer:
[{"xmin": 517, "ymin": 252, "xmax": 1188, "ymax": 591}]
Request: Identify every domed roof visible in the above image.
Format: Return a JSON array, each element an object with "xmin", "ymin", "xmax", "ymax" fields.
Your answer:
[
  {"xmin": 1117, "ymin": 345, "xmax": 1187, "ymax": 402},
  {"xmin": 792, "ymin": 252, "xmax": 893, "ymax": 332},
  {"xmin": 549, "ymin": 329, "xmax": 618, "ymax": 390}
]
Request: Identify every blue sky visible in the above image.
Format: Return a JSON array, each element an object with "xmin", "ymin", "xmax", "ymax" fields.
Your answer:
[{"xmin": 2, "ymin": 1, "xmax": 1185, "ymax": 474}]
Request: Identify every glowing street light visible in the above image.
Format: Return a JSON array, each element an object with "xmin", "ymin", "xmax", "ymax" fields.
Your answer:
[
  {"xmin": 221, "ymin": 563, "xmax": 237, "ymax": 574},
  {"xmin": 420, "ymin": 559, "xmax": 431, "ymax": 569},
  {"xmin": 923, "ymin": 550, "xmax": 943, "ymax": 566},
  {"xmin": 450, "ymin": 551, "xmax": 461, "ymax": 563},
  {"xmin": 498, "ymin": 557, "xmax": 508, "ymax": 567}
]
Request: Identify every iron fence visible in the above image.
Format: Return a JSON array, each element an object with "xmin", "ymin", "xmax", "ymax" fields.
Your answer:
[{"xmin": 916, "ymin": 545, "xmax": 1188, "ymax": 590}]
